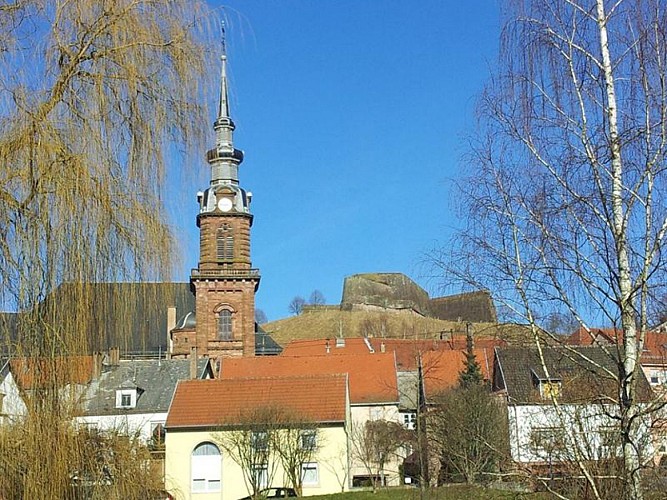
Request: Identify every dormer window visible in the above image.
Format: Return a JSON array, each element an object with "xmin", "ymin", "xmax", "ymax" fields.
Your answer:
[
  {"xmin": 531, "ymin": 369, "xmax": 562, "ymax": 400},
  {"xmin": 539, "ymin": 380, "xmax": 562, "ymax": 399},
  {"xmin": 116, "ymin": 389, "xmax": 137, "ymax": 409}
]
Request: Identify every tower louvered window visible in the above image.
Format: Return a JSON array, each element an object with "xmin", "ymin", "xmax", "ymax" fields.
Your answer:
[
  {"xmin": 218, "ymin": 309, "xmax": 232, "ymax": 340},
  {"xmin": 217, "ymin": 225, "xmax": 234, "ymax": 261}
]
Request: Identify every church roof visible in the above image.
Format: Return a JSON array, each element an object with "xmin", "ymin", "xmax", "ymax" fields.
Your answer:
[
  {"xmin": 281, "ymin": 337, "xmax": 504, "ymax": 371},
  {"xmin": 2, "ymin": 282, "xmax": 195, "ymax": 355}
]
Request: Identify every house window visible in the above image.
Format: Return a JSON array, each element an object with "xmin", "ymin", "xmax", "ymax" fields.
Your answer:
[
  {"xmin": 531, "ymin": 427, "xmax": 565, "ymax": 457},
  {"xmin": 599, "ymin": 427, "xmax": 621, "ymax": 458},
  {"xmin": 301, "ymin": 462, "xmax": 319, "ymax": 486},
  {"xmin": 216, "ymin": 225, "xmax": 234, "ymax": 261},
  {"xmin": 539, "ymin": 380, "xmax": 562, "ymax": 399},
  {"xmin": 301, "ymin": 430, "xmax": 317, "ymax": 451},
  {"xmin": 402, "ymin": 412, "xmax": 417, "ymax": 430},
  {"xmin": 115, "ymin": 389, "xmax": 137, "ymax": 409},
  {"xmin": 150, "ymin": 422, "xmax": 165, "ymax": 450},
  {"xmin": 218, "ymin": 310, "xmax": 232, "ymax": 340},
  {"xmin": 252, "ymin": 463, "xmax": 268, "ymax": 489},
  {"xmin": 191, "ymin": 442, "xmax": 221, "ymax": 493},
  {"xmin": 251, "ymin": 431, "xmax": 268, "ymax": 452}
]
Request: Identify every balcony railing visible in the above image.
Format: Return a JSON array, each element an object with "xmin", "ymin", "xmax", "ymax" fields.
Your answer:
[{"xmin": 191, "ymin": 268, "xmax": 260, "ymax": 279}]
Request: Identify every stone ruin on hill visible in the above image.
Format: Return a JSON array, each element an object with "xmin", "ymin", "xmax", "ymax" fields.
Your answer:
[{"xmin": 331, "ymin": 273, "xmax": 497, "ymax": 323}]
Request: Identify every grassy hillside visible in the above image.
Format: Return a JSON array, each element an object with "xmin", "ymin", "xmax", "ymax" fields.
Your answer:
[{"xmin": 262, "ymin": 309, "xmax": 534, "ymax": 347}]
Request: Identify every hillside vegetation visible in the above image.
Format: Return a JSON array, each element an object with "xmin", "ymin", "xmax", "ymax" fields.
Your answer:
[{"xmin": 262, "ymin": 309, "xmax": 533, "ymax": 347}]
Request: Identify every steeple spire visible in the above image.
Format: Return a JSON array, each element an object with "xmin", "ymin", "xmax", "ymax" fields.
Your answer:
[
  {"xmin": 208, "ymin": 21, "xmax": 244, "ymax": 187},
  {"xmin": 217, "ymin": 21, "xmax": 232, "ymax": 127}
]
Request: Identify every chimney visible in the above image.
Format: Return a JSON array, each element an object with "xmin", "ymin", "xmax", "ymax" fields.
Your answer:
[
  {"xmin": 92, "ymin": 352, "xmax": 102, "ymax": 379},
  {"xmin": 167, "ymin": 306, "xmax": 177, "ymax": 360},
  {"xmin": 380, "ymin": 342, "xmax": 386, "ymax": 353},
  {"xmin": 190, "ymin": 346, "xmax": 197, "ymax": 379},
  {"xmin": 325, "ymin": 340, "xmax": 330, "ymax": 354},
  {"xmin": 109, "ymin": 347, "xmax": 120, "ymax": 366}
]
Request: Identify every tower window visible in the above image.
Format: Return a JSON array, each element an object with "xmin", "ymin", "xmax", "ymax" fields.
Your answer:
[
  {"xmin": 218, "ymin": 309, "xmax": 232, "ymax": 340},
  {"xmin": 217, "ymin": 225, "xmax": 234, "ymax": 261}
]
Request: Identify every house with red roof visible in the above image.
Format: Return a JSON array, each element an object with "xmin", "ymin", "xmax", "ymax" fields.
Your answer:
[
  {"xmin": 218, "ymin": 353, "xmax": 406, "ymax": 487},
  {"xmin": 0, "ymin": 354, "xmax": 99, "ymax": 424},
  {"xmin": 282, "ymin": 337, "xmax": 503, "ymax": 429},
  {"xmin": 219, "ymin": 353, "xmax": 399, "ymax": 419},
  {"xmin": 566, "ymin": 327, "xmax": 667, "ymax": 388},
  {"xmin": 164, "ymin": 375, "xmax": 350, "ymax": 498}
]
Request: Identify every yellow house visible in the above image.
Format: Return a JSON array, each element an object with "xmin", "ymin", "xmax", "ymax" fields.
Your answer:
[{"xmin": 165, "ymin": 374, "xmax": 351, "ymax": 499}]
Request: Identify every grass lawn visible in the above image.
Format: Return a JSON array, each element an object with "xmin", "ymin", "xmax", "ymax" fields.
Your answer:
[{"xmin": 308, "ymin": 485, "xmax": 550, "ymax": 500}]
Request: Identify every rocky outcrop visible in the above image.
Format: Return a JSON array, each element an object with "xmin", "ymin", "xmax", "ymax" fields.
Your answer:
[
  {"xmin": 340, "ymin": 273, "xmax": 431, "ymax": 315},
  {"xmin": 340, "ymin": 273, "xmax": 497, "ymax": 323}
]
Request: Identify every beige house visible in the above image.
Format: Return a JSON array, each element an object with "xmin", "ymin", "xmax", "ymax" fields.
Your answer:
[
  {"xmin": 219, "ymin": 353, "xmax": 403, "ymax": 487},
  {"xmin": 165, "ymin": 375, "xmax": 350, "ymax": 499}
]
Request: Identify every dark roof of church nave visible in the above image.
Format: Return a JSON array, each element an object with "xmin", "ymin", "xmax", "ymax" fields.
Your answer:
[{"xmin": 1, "ymin": 282, "xmax": 279, "ymax": 356}]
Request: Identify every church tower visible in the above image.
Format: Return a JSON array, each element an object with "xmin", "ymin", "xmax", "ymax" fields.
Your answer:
[{"xmin": 171, "ymin": 33, "xmax": 260, "ymax": 358}]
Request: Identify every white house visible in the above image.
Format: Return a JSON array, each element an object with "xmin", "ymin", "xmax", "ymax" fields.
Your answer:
[
  {"xmin": 0, "ymin": 358, "xmax": 27, "ymax": 424},
  {"xmin": 76, "ymin": 354, "xmax": 213, "ymax": 443},
  {"xmin": 494, "ymin": 346, "xmax": 655, "ymax": 472}
]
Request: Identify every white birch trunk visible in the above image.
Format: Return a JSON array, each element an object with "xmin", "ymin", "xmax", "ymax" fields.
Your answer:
[{"xmin": 595, "ymin": 1, "xmax": 642, "ymax": 498}]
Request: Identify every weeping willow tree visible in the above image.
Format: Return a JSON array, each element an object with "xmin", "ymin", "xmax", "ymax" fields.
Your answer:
[
  {"xmin": 433, "ymin": 1, "xmax": 667, "ymax": 499},
  {"xmin": 0, "ymin": 1, "xmax": 218, "ymax": 497}
]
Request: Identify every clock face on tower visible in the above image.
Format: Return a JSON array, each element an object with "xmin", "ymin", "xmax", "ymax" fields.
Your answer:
[{"xmin": 217, "ymin": 197, "xmax": 233, "ymax": 212}]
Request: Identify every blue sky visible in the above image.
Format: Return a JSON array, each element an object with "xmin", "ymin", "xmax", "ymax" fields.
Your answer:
[{"xmin": 170, "ymin": 1, "xmax": 501, "ymax": 321}]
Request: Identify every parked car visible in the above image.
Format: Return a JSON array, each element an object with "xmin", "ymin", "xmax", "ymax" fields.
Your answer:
[{"xmin": 238, "ymin": 487, "xmax": 297, "ymax": 499}]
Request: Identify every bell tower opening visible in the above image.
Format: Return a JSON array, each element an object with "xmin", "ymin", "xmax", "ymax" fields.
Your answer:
[{"xmin": 216, "ymin": 225, "xmax": 234, "ymax": 261}]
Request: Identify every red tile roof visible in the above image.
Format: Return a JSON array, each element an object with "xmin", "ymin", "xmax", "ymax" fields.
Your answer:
[
  {"xmin": 421, "ymin": 348, "xmax": 494, "ymax": 401},
  {"xmin": 281, "ymin": 337, "xmax": 505, "ymax": 371},
  {"xmin": 219, "ymin": 353, "xmax": 398, "ymax": 405},
  {"xmin": 566, "ymin": 327, "xmax": 667, "ymax": 364},
  {"xmin": 166, "ymin": 375, "xmax": 347, "ymax": 429},
  {"xmin": 10, "ymin": 356, "xmax": 94, "ymax": 390}
]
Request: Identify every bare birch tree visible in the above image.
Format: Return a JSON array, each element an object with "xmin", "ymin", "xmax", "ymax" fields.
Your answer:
[{"xmin": 432, "ymin": 1, "xmax": 667, "ymax": 499}]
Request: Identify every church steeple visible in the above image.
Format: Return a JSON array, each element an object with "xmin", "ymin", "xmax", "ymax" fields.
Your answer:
[
  {"xmin": 170, "ymin": 24, "xmax": 260, "ymax": 360},
  {"xmin": 205, "ymin": 22, "xmax": 245, "ymax": 193}
]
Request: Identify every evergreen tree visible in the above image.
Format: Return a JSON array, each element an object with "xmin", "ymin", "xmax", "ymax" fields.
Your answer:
[{"xmin": 459, "ymin": 324, "xmax": 482, "ymax": 388}]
